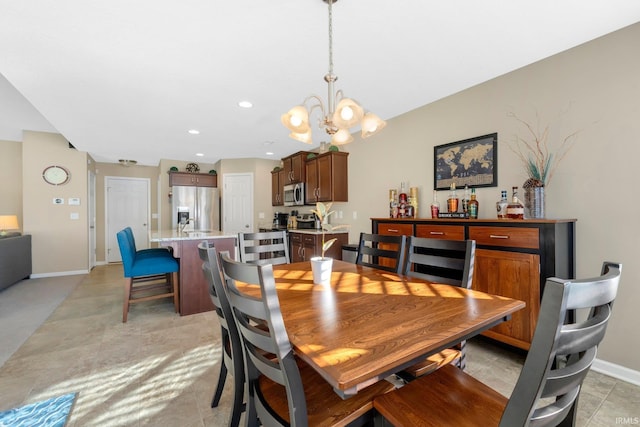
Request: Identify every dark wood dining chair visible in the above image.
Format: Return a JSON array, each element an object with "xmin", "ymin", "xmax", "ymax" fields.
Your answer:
[
  {"xmin": 238, "ymin": 230, "xmax": 290, "ymax": 265},
  {"xmin": 198, "ymin": 242, "xmax": 244, "ymax": 427},
  {"xmin": 373, "ymin": 261, "xmax": 622, "ymax": 427},
  {"xmin": 399, "ymin": 236, "xmax": 476, "ymax": 379},
  {"xmin": 356, "ymin": 232, "xmax": 407, "ymax": 274},
  {"xmin": 218, "ymin": 252, "xmax": 395, "ymax": 427}
]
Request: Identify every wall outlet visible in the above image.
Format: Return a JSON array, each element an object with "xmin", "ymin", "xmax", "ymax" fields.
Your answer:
[
  {"xmin": 353, "ymin": 211, "xmax": 357, "ymax": 219},
  {"xmin": 338, "ymin": 211, "xmax": 343, "ymax": 219},
  {"xmin": 258, "ymin": 212, "xmax": 265, "ymax": 219},
  {"xmin": 70, "ymin": 212, "xmax": 80, "ymax": 220}
]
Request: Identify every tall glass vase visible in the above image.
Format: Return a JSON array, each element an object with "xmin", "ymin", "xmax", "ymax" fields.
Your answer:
[{"xmin": 524, "ymin": 186, "xmax": 545, "ymax": 219}]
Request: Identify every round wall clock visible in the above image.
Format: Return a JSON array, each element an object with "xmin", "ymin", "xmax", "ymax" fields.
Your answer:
[{"xmin": 42, "ymin": 165, "xmax": 71, "ymax": 185}]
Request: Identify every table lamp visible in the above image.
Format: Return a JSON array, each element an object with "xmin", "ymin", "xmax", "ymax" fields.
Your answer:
[{"xmin": 0, "ymin": 215, "xmax": 19, "ymax": 236}]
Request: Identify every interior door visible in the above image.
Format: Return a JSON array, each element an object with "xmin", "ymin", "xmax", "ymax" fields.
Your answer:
[
  {"xmin": 88, "ymin": 170, "xmax": 96, "ymax": 269},
  {"xmin": 106, "ymin": 177, "xmax": 150, "ymax": 263},
  {"xmin": 222, "ymin": 173, "xmax": 253, "ymax": 234}
]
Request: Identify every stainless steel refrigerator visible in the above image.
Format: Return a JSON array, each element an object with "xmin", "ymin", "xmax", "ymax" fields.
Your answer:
[{"xmin": 171, "ymin": 186, "xmax": 220, "ymax": 231}]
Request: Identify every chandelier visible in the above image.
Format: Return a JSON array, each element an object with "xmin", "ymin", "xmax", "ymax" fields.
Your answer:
[{"xmin": 281, "ymin": 0, "xmax": 386, "ymax": 146}]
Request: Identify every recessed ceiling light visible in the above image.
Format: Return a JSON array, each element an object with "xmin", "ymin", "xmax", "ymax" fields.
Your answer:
[
  {"xmin": 196, "ymin": 153, "xmax": 204, "ymax": 157},
  {"xmin": 238, "ymin": 101, "xmax": 253, "ymax": 108},
  {"xmin": 266, "ymin": 152, "xmax": 274, "ymax": 156},
  {"xmin": 188, "ymin": 129, "xmax": 200, "ymax": 135}
]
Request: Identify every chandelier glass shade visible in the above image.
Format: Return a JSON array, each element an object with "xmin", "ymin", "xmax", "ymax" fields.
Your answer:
[{"xmin": 281, "ymin": 0, "xmax": 386, "ymax": 146}]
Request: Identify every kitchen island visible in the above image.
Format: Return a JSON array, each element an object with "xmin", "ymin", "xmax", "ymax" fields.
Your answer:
[{"xmin": 150, "ymin": 230, "xmax": 237, "ymax": 316}]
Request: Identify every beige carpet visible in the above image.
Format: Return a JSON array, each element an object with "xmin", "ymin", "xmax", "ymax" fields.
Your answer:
[{"xmin": 0, "ymin": 274, "xmax": 85, "ymax": 367}]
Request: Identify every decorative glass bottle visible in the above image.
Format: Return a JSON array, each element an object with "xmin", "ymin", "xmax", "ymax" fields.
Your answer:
[
  {"xmin": 447, "ymin": 183, "xmax": 459, "ymax": 213},
  {"xmin": 389, "ymin": 189, "xmax": 398, "ymax": 218},
  {"xmin": 430, "ymin": 190, "xmax": 440, "ymax": 218},
  {"xmin": 496, "ymin": 190, "xmax": 508, "ymax": 219},
  {"xmin": 506, "ymin": 187, "xmax": 525, "ymax": 219},
  {"xmin": 462, "ymin": 184, "xmax": 470, "ymax": 214},
  {"xmin": 398, "ymin": 182, "xmax": 408, "ymax": 218},
  {"xmin": 468, "ymin": 188, "xmax": 479, "ymax": 219}
]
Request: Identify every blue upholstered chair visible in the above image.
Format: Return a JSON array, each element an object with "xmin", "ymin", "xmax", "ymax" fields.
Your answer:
[
  {"xmin": 116, "ymin": 229, "xmax": 180, "ymax": 322},
  {"xmin": 123, "ymin": 227, "xmax": 173, "ymax": 259}
]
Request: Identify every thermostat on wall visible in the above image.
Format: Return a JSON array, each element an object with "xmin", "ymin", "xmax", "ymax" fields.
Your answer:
[{"xmin": 53, "ymin": 198, "xmax": 64, "ymax": 205}]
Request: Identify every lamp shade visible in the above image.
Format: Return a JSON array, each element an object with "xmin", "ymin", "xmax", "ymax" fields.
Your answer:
[
  {"xmin": 331, "ymin": 128, "xmax": 354, "ymax": 145},
  {"xmin": 281, "ymin": 106, "xmax": 311, "ymax": 134},
  {"xmin": 0, "ymin": 215, "xmax": 19, "ymax": 231},
  {"xmin": 333, "ymin": 98, "xmax": 364, "ymax": 129},
  {"xmin": 289, "ymin": 129, "xmax": 313, "ymax": 144},
  {"xmin": 361, "ymin": 112, "xmax": 387, "ymax": 138}
]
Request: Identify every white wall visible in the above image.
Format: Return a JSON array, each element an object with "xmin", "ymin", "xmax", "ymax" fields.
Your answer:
[{"xmin": 342, "ymin": 23, "xmax": 640, "ymax": 371}]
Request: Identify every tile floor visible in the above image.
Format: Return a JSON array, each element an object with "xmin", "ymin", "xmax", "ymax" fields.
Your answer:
[{"xmin": 0, "ymin": 264, "xmax": 638, "ymax": 426}]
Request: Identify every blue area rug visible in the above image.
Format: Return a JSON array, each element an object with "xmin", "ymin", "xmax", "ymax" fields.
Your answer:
[{"xmin": 0, "ymin": 392, "xmax": 77, "ymax": 427}]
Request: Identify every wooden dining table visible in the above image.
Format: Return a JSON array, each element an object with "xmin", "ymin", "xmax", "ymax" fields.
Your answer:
[{"xmin": 242, "ymin": 259, "xmax": 525, "ymax": 398}]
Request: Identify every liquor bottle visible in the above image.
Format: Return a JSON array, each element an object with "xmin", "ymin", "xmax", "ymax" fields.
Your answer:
[
  {"xmin": 468, "ymin": 188, "xmax": 479, "ymax": 219},
  {"xmin": 389, "ymin": 189, "xmax": 398, "ymax": 218},
  {"xmin": 462, "ymin": 185, "xmax": 470, "ymax": 214},
  {"xmin": 496, "ymin": 190, "xmax": 508, "ymax": 219},
  {"xmin": 447, "ymin": 183, "xmax": 459, "ymax": 213},
  {"xmin": 506, "ymin": 186, "xmax": 525, "ymax": 219},
  {"xmin": 430, "ymin": 190, "xmax": 440, "ymax": 218},
  {"xmin": 409, "ymin": 187, "xmax": 419, "ymax": 218},
  {"xmin": 398, "ymin": 182, "xmax": 408, "ymax": 218}
]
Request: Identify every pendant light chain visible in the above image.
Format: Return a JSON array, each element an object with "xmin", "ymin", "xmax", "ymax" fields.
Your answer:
[
  {"xmin": 328, "ymin": 0, "xmax": 333, "ymax": 76},
  {"xmin": 280, "ymin": 0, "xmax": 386, "ymax": 145}
]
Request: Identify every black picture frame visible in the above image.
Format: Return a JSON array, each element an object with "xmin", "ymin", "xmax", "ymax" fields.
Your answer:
[{"xmin": 434, "ymin": 133, "xmax": 498, "ymax": 190}]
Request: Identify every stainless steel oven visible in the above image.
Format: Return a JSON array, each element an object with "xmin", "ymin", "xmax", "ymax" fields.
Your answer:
[{"xmin": 283, "ymin": 183, "xmax": 305, "ymax": 206}]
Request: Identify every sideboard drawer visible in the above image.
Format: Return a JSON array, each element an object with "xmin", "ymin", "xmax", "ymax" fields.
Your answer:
[
  {"xmin": 415, "ymin": 224, "xmax": 464, "ymax": 241},
  {"xmin": 469, "ymin": 226, "xmax": 539, "ymax": 249},
  {"xmin": 377, "ymin": 223, "xmax": 413, "ymax": 236}
]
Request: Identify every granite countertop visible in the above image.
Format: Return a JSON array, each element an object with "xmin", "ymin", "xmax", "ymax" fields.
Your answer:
[{"xmin": 150, "ymin": 229, "xmax": 237, "ymax": 242}]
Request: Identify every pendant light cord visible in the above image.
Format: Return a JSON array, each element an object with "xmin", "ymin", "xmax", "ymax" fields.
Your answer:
[{"xmin": 328, "ymin": 0, "xmax": 333, "ymax": 75}]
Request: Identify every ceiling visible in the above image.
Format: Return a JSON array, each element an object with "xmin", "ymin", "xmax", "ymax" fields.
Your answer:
[{"xmin": 1, "ymin": 1, "xmax": 639, "ymax": 166}]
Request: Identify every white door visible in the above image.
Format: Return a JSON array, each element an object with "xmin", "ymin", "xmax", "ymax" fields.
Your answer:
[
  {"xmin": 88, "ymin": 170, "xmax": 97, "ymax": 269},
  {"xmin": 223, "ymin": 173, "xmax": 253, "ymax": 234},
  {"xmin": 106, "ymin": 177, "xmax": 150, "ymax": 263}
]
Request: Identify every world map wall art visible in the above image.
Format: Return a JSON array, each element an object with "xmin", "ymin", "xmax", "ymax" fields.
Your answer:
[{"xmin": 434, "ymin": 133, "xmax": 498, "ymax": 190}]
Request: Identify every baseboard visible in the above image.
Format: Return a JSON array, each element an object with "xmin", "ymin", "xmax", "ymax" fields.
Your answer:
[
  {"xmin": 592, "ymin": 358, "xmax": 640, "ymax": 387},
  {"xmin": 30, "ymin": 270, "xmax": 89, "ymax": 279}
]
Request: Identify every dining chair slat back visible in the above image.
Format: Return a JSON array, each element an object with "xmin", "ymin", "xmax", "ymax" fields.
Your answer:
[
  {"xmin": 238, "ymin": 231, "xmax": 290, "ymax": 266},
  {"xmin": 219, "ymin": 253, "xmax": 394, "ymax": 427},
  {"xmin": 356, "ymin": 232, "xmax": 407, "ymax": 274},
  {"xmin": 398, "ymin": 237, "xmax": 476, "ymax": 377},
  {"xmin": 373, "ymin": 261, "xmax": 622, "ymax": 427},
  {"xmin": 404, "ymin": 237, "xmax": 476, "ymax": 288},
  {"xmin": 198, "ymin": 242, "xmax": 244, "ymax": 427}
]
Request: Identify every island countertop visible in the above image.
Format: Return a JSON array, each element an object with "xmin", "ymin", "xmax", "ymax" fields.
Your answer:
[
  {"xmin": 150, "ymin": 229, "xmax": 237, "ymax": 242},
  {"xmin": 149, "ymin": 229, "xmax": 237, "ymax": 316},
  {"xmin": 288, "ymin": 228, "xmax": 349, "ymax": 235}
]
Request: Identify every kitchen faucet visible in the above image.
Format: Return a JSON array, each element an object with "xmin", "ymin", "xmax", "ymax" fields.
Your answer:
[{"xmin": 178, "ymin": 218, "xmax": 193, "ymax": 233}]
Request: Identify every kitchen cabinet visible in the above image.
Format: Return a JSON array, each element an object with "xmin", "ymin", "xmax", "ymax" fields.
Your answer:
[
  {"xmin": 290, "ymin": 231, "xmax": 348, "ymax": 263},
  {"xmin": 371, "ymin": 218, "xmax": 576, "ymax": 350},
  {"xmin": 283, "ymin": 151, "xmax": 310, "ymax": 184},
  {"xmin": 271, "ymin": 168, "xmax": 285, "ymax": 206},
  {"xmin": 305, "ymin": 151, "xmax": 349, "ymax": 204},
  {"xmin": 169, "ymin": 172, "xmax": 217, "ymax": 187}
]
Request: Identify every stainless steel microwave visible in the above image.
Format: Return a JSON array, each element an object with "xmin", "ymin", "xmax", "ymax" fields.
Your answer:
[{"xmin": 283, "ymin": 183, "xmax": 305, "ymax": 206}]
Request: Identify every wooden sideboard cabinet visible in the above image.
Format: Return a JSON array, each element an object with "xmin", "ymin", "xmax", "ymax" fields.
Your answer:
[
  {"xmin": 371, "ymin": 218, "xmax": 576, "ymax": 350},
  {"xmin": 290, "ymin": 231, "xmax": 348, "ymax": 263},
  {"xmin": 169, "ymin": 172, "xmax": 217, "ymax": 187}
]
